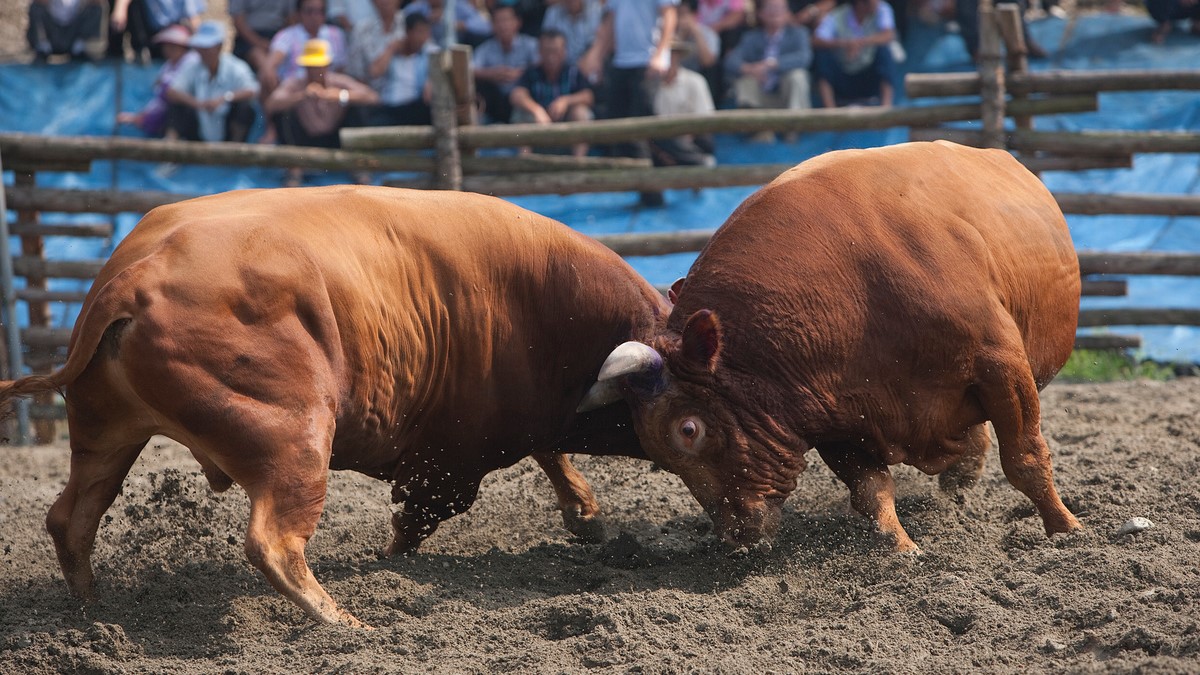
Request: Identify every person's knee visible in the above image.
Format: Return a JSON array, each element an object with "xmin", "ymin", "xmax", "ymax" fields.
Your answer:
[
  {"xmin": 567, "ymin": 104, "xmax": 593, "ymax": 122},
  {"xmin": 733, "ymin": 76, "xmax": 762, "ymax": 107}
]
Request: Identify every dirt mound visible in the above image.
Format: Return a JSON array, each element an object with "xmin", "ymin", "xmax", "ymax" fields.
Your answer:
[{"xmin": 2, "ymin": 378, "xmax": 1199, "ymax": 673}]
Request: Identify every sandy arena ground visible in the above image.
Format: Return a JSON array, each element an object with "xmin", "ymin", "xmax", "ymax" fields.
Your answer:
[{"xmin": 0, "ymin": 376, "xmax": 1198, "ymax": 673}]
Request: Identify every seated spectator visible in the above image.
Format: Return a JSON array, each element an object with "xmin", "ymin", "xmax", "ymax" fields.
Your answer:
[
  {"xmin": 229, "ymin": 0, "xmax": 292, "ymax": 74},
  {"xmin": 509, "ymin": 29, "xmax": 594, "ymax": 156},
  {"xmin": 1148, "ymin": 0, "xmax": 1200, "ymax": 43},
  {"xmin": 812, "ymin": 0, "xmax": 896, "ymax": 108},
  {"xmin": 117, "ymin": 25, "xmax": 200, "ymax": 136},
  {"xmin": 541, "ymin": 0, "xmax": 602, "ymax": 66},
  {"xmin": 164, "ymin": 20, "xmax": 260, "ymax": 142},
  {"xmin": 262, "ymin": 0, "xmax": 348, "ymax": 93},
  {"xmin": 363, "ymin": 12, "xmax": 436, "ymax": 126},
  {"xmin": 403, "ymin": 0, "xmax": 492, "ymax": 47},
  {"xmin": 265, "ymin": 39, "xmax": 379, "ymax": 186},
  {"xmin": 27, "ymin": 0, "xmax": 104, "ymax": 63},
  {"xmin": 473, "ymin": 3, "xmax": 539, "ymax": 123},
  {"xmin": 725, "ymin": 0, "xmax": 812, "ymax": 118},
  {"xmin": 954, "ymin": 0, "xmax": 1046, "ymax": 61},
  {"xmin": 346, "ymin": 0, "xmax": 406, "ymax": 90},
  {"xmin": 696, "ymin": 0, "xmax": 747, "ymax": 57},
  {"xmin": 651, "ymin": 42, "xmax": 716, "ymax": 168},
  {"xmin": 675, "ymin": 0, "xmax": 720, "ymax": 103},
  {"xmin": 110, "ymin": 0, "xmax": 204, "ymax": 61},
  {"xmin": 328, "ymin": 0, "xmax": 375, "ymax": 32}
]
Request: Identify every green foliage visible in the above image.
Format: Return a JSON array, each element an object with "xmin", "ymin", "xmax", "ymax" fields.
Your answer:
[{"xmin": 1057, "ymin": 349, "xmax": 1176, "ymax": 383}]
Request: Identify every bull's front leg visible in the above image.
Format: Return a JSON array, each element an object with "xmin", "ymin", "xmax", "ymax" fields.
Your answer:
[
  {"xmin": 533, "ymin": 452, "xmax": 607, "ymax": 543},
  {"xmin": 817, "ymin": 443, "xmax": 919, "ymax": 553},
  {"xmin": 387, "ymin": 471, "xmax": 483, "ymax": 556}
]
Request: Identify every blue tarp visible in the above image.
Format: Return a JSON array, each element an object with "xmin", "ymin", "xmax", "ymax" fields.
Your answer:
[{"xmin": 2, "ymin": 12, "xmax": 1199, "ymax": 361}]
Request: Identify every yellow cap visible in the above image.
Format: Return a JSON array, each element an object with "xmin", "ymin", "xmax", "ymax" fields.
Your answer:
[{"xmin": 296, "ymin": 39, "xmax": 333, "ymax": 68}]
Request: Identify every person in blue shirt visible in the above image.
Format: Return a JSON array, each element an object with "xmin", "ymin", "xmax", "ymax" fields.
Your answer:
[
  {"xmin": 812, "ymin": 0, "xmax": 896, "ymax": 107},
  {"xmin": 403, "ymin": 0, "xmax": 492, "ymax": 46},
  {"xmin": 473, "ymin": 2, "xmax": 540, "ymax": 123},
  {"xmin": 164, "ymin": 20, "xmax": 260, "ymax": 142},
  {"xmin": 109, "ymin": 0, "xmax": 205, "ymax": 61},
  {"xmin": 509, "ymin": 29, "xmax": 594, "ymax": 156}
]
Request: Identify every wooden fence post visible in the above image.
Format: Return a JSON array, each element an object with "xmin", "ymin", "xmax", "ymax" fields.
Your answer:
[
  {"xmin": 978, "ymin": 0, "xmax": 1006, "ymax": 149},
  {"xmin": 429, "ymin": 50, "xmax": 463, "ymax": 190},
  {"xmin": 14, "ymin": 171, "xmax": 57, "ymax": 443},
  {"xmin": 995, "ymin": 4, "xmax": 1031, "ymax": 135}
]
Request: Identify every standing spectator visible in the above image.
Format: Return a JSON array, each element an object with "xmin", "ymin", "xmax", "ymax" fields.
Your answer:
[
  {"xmin": 675, "ymin": 0, "xmax": 720, "ymax": 103},
  {"xmin": 117, "ymin": 25, "xmax": 199, "ymax": 136},
  {"xmin": 110, "ymin": 0, "xmax": 205, "ymax": 61},
  {"xmin": 509, "ymin": 29, "xmax": 594, "ymax": 156},
  {"xmin": 229, "ymin": 0, "xmax": 293, "ymax": 73},
  {"xmin": 346, "ymin": 0, "xmax": 406, "ymax": 90},
  {"xmin": 812, "ymin": 0, "xmax": 897, "ymax": 108},
  {"xmin": 725, "ymin": 0, "xmax": 812, "ymax": 119},
  {"xmin": 27, "ymin": 0, "xmax": 104, "ymax": 63},
  {"xmin": 954, "ymin": 0, "xmax": 1045, "ymax": 61},
  {"xmin": 578, "ymin": 0, "xmax": 678, "ymax": 206},
  {"xmin": 696, "ymin": 0, "xmax": 746, "ymax": 56},
  {"xmin": 165, "ymin": 20, "xmax": 260, "ymax": 142},
  {"xmin": 651, "ymin": 42, "xmax": 716, "ymax": 167},
  {"xmin": 403, "ymin": 0, "xmax": 492, "ymax": 47},
  {"xmin": 1147, "ymin": 0, "xmax": 1200, "ymax": 43},
  {"xmin": 540, "ymin": 0, "xmax": 602, "ymax": 66},
  {"xmin": 328, "ymin": 0, "xmax": 375, "ymax": 32},
  {"xmin": 265, "ymin": 39, "xmax": 379, "ymax": 185},
  {"xmin": 473, "ymin": 3, "xmax": 539, "ymax": 123},
  {"xmin": 364, "ymin": 12, "xmax": 436, "ymax": 125}
]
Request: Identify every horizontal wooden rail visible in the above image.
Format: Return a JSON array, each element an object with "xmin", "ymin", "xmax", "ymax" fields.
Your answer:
[
  {"xmin": 8, "ymin": 221, "xmax": 114, "ymax": 238},
  {"xmin": 0, "ymin": 132, "xmax": 437, "ymax": 172},
  {"xmin": 911, "ymin": 127, "xmax": 1200, "ymax": 156},
  {"xmin": 20, "ymin": 327, "xmax": 72, "ymax": 347},
  {"xmin": 1077, "ymin": 308, "xmax": 1200, "ymax": 327},
  {"xmin": 1055, "ymin": 193, "xmax": 1200, "ymax": 216},
  {"xmin": 594, "ymin": 230, "xmax": 717, "ymax": 257},
  {"xmin": 906, "ymin": 69, "xmax": 1200, "ymax": 98},
  {"xmin": 344, "ymin": 96, "xmax": 1098, "ymax": 150},
  {"xmin": 1078, "ymin": 251, "xmax": 1200, "ymax": 275},
  {"xmin": 12, "ymin": 257, "xmax": 106, "ymax": 280},
  {"xmin": 15, "ymin": 288, "xmax": 91, "ymax": 303},
  {"xmin": 390, "ymin": 164, "xmax": 792, "ymax": 196},
  {"xmin": 1080, "ymin": 279, "xmax": 1127, "ymax": 296},
  {"xmin": 6, "ymin": 185, "xmax": 194, "ymax": 214},
  {"xmin": 1017, "ymin": 154, "xmax": 1132, "ymax": 173},
  {"xmin": 1073, "ymin": 334, "xmax": 1142, "ymax": 350}
]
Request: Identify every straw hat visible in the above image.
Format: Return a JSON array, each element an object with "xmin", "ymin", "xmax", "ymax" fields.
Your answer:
[
  {"xmin": 296, "ymin": 39, "xmax": 333, "ymax": 68},
  {"xmin": 188, "ymin": 20, "xmax": 226, "ymax": 49}
]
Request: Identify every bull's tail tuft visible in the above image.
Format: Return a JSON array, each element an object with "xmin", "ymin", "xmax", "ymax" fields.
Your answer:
[{"xmin": 0, "ymin": 374, "xmax": 67, "ymax": 420}]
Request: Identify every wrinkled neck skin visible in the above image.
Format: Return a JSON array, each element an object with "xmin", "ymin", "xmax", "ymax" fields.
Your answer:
[{"xmin": 647, "ymin": 333, "xmax": 813, "ymax": 548}]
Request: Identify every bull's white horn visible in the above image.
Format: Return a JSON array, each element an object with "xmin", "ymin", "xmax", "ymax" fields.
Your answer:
[
  {"xmin": 576, "ymin": 380, "xmax": 623, "ymax": 413},
  {"xmin": 597, "ymin": 341, "xmax": 662, "ymax": 382}
]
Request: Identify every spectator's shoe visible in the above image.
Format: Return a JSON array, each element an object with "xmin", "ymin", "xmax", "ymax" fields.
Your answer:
[
  {"xmin": 32, "ymin": 51, "xmax": 49, "ymax": 65},
  {"xmin": 638, "ymin": 191, "xmax": 665, "ymax": 208},
  {"xmin": 283, "ymin": 168, "xmax": 304, "ymax": 188},
  {"xmin": 154, "ymin": 162, "xmax": 179, "ymax": 178},
  {"xmin": 702, "ymin": 154, "xmax": 717, "ymax": 168},
  {"xmin": 1026, "ymin": 40, "xmax": 1049, "ymax": 59}
]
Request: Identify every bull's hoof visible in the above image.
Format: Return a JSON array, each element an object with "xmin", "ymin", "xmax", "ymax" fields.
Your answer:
[
  {"xmin": 561, "ymin": 506, "xmax": 607, "ymax": 543},
  {"xmin": 383, "ymin": 538, "xmax": 420, "ymax": 558},
  {"xmin": 1044, "ymin": 515, "xmax": 1083, "ymax": 537}
]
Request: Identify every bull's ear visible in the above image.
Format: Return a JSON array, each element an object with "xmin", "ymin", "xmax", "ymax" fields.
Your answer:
[
  {"xmin": 681, "ymin": 309, "xmax": 722, "ymax": 371},
  {"xmin": 667, "ymin": 276, "xmax": 686, "ymax": 305}
]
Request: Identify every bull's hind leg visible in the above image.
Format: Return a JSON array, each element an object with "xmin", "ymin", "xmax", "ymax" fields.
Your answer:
[
  {"xmin": 974, "ymin": 348, "xmax": 1080, "ymax": 536},
  {"xmin": 46, "ymin": 438, "xmax": 150, "ymax": 599},
  {"xmin": 533, "ymin": 452, "xmax": 606, "ymax": 542},
  {"xmin": 817, "ymin": 443, "xmax": 918, "ymax": 553},
  {"xmin": 938, "ymin": 422, "xmax": 991, "ymax": 495}
]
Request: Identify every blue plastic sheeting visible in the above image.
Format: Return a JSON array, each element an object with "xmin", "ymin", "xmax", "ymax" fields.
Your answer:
[{"xmin": 2, "ymin": 12, "xmax": 1200, "ymax": 361}]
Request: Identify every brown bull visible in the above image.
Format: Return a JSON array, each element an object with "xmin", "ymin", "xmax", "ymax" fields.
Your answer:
[
  {"xmin": 0, "ymin": 186, "xmax": 668, "ymax": 626},
  {"xmin": 589, "ymin": 141, "xmax": 1082, "ymax": 552}
]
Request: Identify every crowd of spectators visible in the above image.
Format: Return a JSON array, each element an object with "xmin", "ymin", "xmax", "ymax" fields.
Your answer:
[{"xmin": 25, "ymin": 0, "xmax": 1198, "ymax": 191}]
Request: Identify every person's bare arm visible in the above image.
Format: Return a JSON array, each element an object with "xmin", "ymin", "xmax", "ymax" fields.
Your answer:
[
  {"xmin": 510, "ymin": 86, "xmax": 551, "ymax": 123},
  {"xmin": 233, "ymin": 13, "xmax": 272, "ymax": 50},
  {"xmin": 578, "ymin": 13, "xmax": 613, "ymax": 80},
  {"xmin": 369, "ymin": 40, "xmax": 401, "ymax": 80},
  {"xmin": 111, "ymin": 0, "xmax": 132, "ymax": 30},
  {"xmin": 649, "ymin": 5, "xmax": 678, "ymax": 76},
  {"xmin": 264, "ymin": 82, "xmax": 305, "ymax": 114}
]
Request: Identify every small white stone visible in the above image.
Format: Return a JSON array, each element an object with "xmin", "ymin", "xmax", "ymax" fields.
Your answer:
[{"xmin": 1116, "ymin": 517, "xmax": 1154, "ymax": 536}]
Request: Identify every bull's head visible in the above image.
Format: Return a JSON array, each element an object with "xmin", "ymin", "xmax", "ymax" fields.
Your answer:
[{"xmin": 582, "ymin": 309, "xmax": 805, "ymax": 553}]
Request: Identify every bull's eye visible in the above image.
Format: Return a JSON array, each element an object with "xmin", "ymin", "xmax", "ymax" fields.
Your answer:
[
  {"xmin": 673, "ymin": 416, "xmax": 706, "ymax": 452},
  {"xmin": 681, "ymin": 420, "xmax": 698, "ymax": 439}
]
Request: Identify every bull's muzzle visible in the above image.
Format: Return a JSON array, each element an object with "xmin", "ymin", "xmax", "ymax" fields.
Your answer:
[{"xmin": 711, "ymin": 497, "xmax": 782, "ymax": 555}]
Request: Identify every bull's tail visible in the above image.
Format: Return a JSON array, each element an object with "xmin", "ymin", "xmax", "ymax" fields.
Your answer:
[{"xmin": 0, "ymin": 265, "xmax": 139, "ymax": 417}]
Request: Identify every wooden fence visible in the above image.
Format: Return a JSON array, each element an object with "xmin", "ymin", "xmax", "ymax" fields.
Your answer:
[{"xmin": 3, "ymin": 7, "xmax": 1200, "ymax": 441}]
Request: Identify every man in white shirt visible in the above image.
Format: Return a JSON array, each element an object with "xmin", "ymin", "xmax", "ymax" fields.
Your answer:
[
  {"xmin": 165, "ymin": 20, "xmax": 261, "ymax": 142},
  {"xmin": 651, "ymin": 42, "xmax": 716, "ymax": 168}
]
